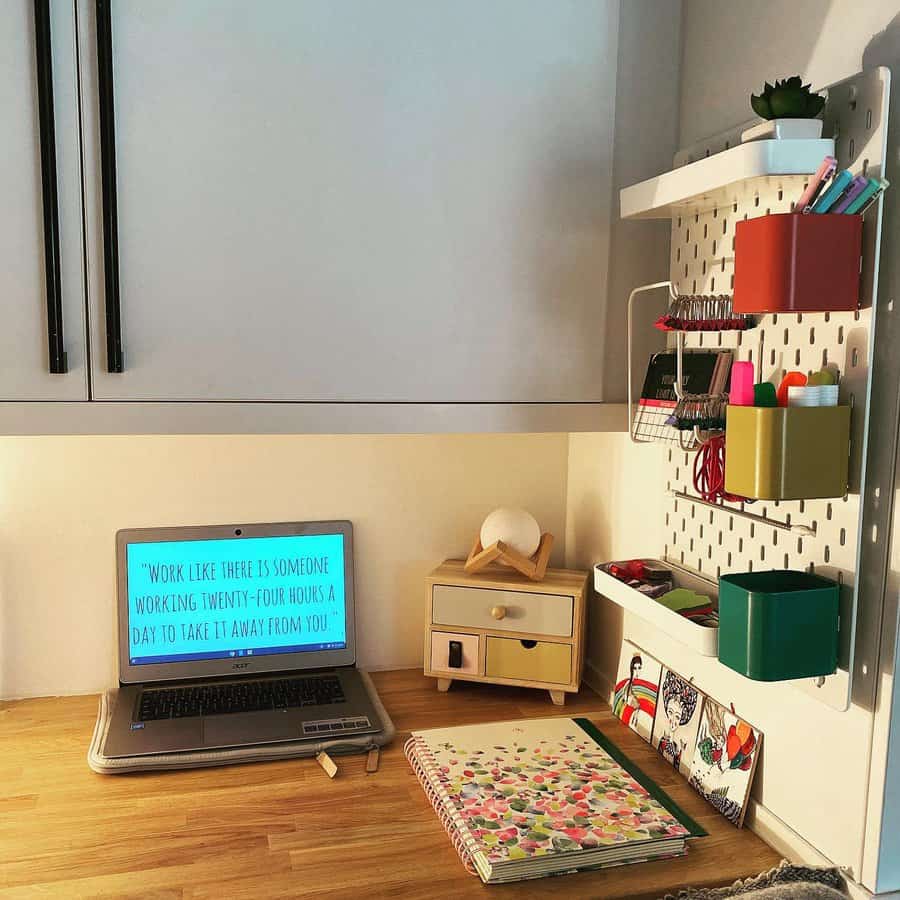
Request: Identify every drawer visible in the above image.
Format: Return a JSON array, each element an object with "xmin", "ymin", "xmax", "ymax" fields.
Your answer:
[
  {"xmin": 431, "ymin": 585, "xmax": 573, "ymax": 637},
  {"xmin": 485, "ymin": 637, "xmax": 572, "ymax": 685},
  {"xmin": 430, "ymin": 631, "xmax": 481, "ymax": 675}
]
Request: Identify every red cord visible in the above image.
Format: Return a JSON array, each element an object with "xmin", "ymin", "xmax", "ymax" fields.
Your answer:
[{"xmin": 693, "ymin": 434, "xmax": 750, "ymax": 504}]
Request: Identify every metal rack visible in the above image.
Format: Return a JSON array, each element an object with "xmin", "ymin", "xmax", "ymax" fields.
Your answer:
[{"xmin": 628, "ymin": 284, "xmax": 733, "ymax": 450}]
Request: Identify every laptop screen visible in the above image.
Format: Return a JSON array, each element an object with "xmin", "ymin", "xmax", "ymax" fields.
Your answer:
[{"xmin": 126, "ymin": 533, "xmax": 347, "ymax": 666}]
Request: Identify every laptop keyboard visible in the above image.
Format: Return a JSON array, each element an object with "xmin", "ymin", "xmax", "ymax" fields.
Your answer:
[{"xmin": 137, "ymin": 674, "xmax": 346, "ymax": 721}]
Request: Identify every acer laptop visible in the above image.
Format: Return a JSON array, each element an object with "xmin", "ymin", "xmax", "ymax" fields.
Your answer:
[{"xmin": 103, "ymin": 520, "xmax": 384, "ymax": 758}]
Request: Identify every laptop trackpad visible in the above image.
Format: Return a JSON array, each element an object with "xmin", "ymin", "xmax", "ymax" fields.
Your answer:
[{"xmin": 202, "ymin": 710, "xmax": 296, "ymax": 749}]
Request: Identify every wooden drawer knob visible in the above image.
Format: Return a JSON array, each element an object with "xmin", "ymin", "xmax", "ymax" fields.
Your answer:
[{"xmin": 491, "ymin": 605, "xmax": 507, "ymax": 620}]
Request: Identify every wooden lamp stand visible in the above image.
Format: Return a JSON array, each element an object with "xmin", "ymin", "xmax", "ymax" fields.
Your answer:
[{"xmin": 464, "ymin": 532, "xmax": 554, "ymax": 581}]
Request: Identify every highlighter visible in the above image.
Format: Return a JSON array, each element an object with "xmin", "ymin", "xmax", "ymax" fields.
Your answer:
[
  {"xmin": 796, "ymin": 156, "xmax": 837, "ymax": 212},
  {"xmin": 810, "ymin": 170, "xmax": 853, "ymax": 213},
  {"xmin": 776, "ymin": 371, "xmax": 808, "ymax": 407},
  {"xmin": 845, "ymin": 178, "xmax": 887, "ymax": 214},
  {"xmin": 730, "ymin": 361, "xmax": 755, "ymax": 406},
  {"xmin": 753, "ymin": 382, "xmax": 778, "ymax": 407},
  {"xmin": 832, "ymin": 175, "xmax": 869, "ymax": 214}
]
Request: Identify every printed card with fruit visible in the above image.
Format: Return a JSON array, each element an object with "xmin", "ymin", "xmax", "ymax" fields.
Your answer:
[{"xmin": 687, "ymin": 698, "xmax": 761, "ymax": 827}]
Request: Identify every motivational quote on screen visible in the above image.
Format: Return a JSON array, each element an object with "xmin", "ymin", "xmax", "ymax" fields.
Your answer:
[{"xmin": 130, "ymin": 552, "xmax": 343, "ymax": 654}]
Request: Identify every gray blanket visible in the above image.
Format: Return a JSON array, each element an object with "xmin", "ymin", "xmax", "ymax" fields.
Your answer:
[{"xmin": 661, "ymin": 861, "xmax": 847, "ymax": 900}]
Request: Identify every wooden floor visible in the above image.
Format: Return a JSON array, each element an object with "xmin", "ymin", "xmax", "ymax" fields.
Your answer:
[{"xmin": 0, "ymin": 670, "xmax": 781, "ymax": 899}]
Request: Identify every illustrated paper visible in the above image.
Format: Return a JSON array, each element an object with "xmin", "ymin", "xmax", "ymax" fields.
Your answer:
[
  {"xmin": 612, "ymin": 641, "xmax": 661, "ymax": 742},
  {"xmin": 651, "ymin": 668, "xmax": 703, "ymax": 777},
  {"xmin": 687, "ymin": 698, "xmax": 761, "ymax": 827}
]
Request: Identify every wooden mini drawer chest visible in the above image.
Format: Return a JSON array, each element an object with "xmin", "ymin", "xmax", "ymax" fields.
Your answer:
[{"xmin": 424, "ymin": 559, "xmax": 588, "ymax": 705}]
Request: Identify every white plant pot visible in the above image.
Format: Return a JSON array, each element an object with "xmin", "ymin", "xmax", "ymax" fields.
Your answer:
[{"xmin": 741, "ymin": 118, "xmax": 824, "ymax": 143}]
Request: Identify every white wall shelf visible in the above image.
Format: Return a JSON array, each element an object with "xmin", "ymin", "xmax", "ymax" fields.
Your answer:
[
  {"xmin": 593, "ymin": 561, "xmax": 719, "ymax": 656},
  {"xmin": 619, "ymin": 138, "xmax": 834, "ymax": 220}
]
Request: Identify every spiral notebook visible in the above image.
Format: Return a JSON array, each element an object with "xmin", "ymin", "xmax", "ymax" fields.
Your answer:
[{"xmin": 405, "ymin": 717, "xmax": 705, "ymax": 884}]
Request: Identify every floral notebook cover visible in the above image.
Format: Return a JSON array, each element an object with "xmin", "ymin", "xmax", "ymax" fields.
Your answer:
[{"xmin": 405, "ymin": 717, "xmax": 704, "ymax": 884}]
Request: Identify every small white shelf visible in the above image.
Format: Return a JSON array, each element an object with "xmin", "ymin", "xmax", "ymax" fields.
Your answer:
[
  {"xmin": 593, "ymin": 561, "xmax": 719, "ymax": 656},
  {"xmin": 620, "ymin": 138, "xmax": 835, "ymax": 220}
]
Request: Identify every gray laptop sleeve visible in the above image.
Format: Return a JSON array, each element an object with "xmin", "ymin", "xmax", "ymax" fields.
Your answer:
[{"xmin": 88, "ymin": 670, "xmax": 394, "ymax": 774}]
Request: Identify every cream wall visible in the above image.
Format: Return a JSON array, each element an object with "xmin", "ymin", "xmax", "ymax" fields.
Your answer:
[
  {"xmin": 0, "ymin": 434, "xmax": 569, "ymax": 700},
  {"xmin": 564, "ymin": 434, "xmax": 666, "ymax": 682},
  {"xmin": 562, "ymin": 1, "xmax": 900, "ymax": 887},
  {"xmin": 679, "ymin": 0, "xmax": 900, "ymax": 145}
]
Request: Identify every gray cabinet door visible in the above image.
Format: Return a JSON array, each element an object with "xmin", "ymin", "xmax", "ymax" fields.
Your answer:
[
  {"xmin": 1, "ymin": 0, "xmax": 87, "ymax": 401},
  {"xmin": 82, "ymin": 0, "xmax": 618, "ymax": 402}
]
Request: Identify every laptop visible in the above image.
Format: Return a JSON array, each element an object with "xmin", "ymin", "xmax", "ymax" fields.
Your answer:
[{"xmin": 103, "ymin": 520, "xmax": 384, "ymax": 758}]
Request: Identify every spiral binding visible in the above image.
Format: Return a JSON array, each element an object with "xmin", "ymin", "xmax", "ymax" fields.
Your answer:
[{"xmin": 404, "ymin": 735, "xmax": 481, "ymax": 877}]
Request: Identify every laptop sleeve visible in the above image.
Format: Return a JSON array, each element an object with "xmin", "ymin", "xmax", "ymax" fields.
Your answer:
[{"xmin": 88, "ymin": 669, "xmax": 394, "ymax": 774}]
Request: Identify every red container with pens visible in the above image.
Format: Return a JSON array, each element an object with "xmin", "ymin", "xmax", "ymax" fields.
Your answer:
[{"xmin": 732, "ymin": 212, "xmax": 862, "ymax": 313}]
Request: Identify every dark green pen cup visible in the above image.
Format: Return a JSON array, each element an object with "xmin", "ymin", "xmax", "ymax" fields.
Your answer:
[{"xmin": 718, "ymin": 570, "xmax": 839, "ymax": 681}]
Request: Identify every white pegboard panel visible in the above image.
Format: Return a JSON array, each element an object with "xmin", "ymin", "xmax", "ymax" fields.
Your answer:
[{"xmin": 662, "ymin": 69, "xmax": 890, "ymax": 710}]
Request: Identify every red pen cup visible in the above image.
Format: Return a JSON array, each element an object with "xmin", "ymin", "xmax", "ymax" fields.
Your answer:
[
  {"xmin": 730, "ymin": 361, "xmax": 755, "ymax": 406},
  {"xmin": 733, "ymin": 213, "xmax": 862, "ymax": 313}
]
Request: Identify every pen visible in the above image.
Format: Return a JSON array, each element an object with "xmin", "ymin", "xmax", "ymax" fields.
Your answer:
[
  {"xmin": 795, "ymin": 155, "xmax": 837, "ymax": 212},
  {"xmin": 846, "ymin": 178, "xmax": 889, "ymax": 215},
  {"xmin": 832, "ymin": 175, "xmax": 870, "ymax": 213},
  {"xmin": 810, "ymin": 169, "xmax": 853, "ymax": 213}
]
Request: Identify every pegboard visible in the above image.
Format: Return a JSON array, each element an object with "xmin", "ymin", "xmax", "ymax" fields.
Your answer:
[{"xmin": 661, "ymin": 69, "xmax": 890, "ymax": 710}]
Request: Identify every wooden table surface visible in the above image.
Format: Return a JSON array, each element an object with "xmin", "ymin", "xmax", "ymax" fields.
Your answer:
[{"xmin": 1, "ymin": 670, "xmax": 781, "ymax": 899}]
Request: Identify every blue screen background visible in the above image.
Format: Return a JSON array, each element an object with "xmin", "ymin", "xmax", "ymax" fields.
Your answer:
[{"xmin": 127, "ymin": 533, "xmax": 346, "ymax": 664}]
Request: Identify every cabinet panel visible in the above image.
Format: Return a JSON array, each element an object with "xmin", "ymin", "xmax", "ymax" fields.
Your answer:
[
  {"xmin": 431, "ymin": 584, "xmax": 573, "ymax": 637},
  {"xmin": 484, "ymin": 637, "xmax": 571, "ymax": 685},
  {"xmin": 429, "ymin": 631, "xmax": 481, "ymax": 676},
  {"xmin": 82, "ymin": 0, "xmax": 618, "ymax": 402},
  {"xmin": 1, "ymin": 0, "xmax": 87, "ymax": 400}
]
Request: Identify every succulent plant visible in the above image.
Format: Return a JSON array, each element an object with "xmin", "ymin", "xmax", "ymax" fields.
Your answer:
[{"xmin": 750, "ymin": 76, "xmax": 825, "ymax": 120}]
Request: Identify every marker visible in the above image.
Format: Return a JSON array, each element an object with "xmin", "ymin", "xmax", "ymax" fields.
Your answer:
[
  {"xmin": 832, "ymin": 175, "xmax": 869, "ymax": 213},
  {"xmin": 845, "ymin": 177, "xmax": 888, "ymax": 214},
  {"xmin": 795, "ymin": 155, "xmax": 837, "ymax": 212},
  {"xmin": 810, "ymin": 169, "xmax": 854, "ymax": 213}
]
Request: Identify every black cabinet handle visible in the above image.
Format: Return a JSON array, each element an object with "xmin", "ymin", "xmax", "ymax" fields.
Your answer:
[
  {"xmin": 95, "ymin": 0, "xmax": 123, "ymax": 372},
  {"xmin": 33, "ymin": 0, "xmax": 67, "ymax": 374}
]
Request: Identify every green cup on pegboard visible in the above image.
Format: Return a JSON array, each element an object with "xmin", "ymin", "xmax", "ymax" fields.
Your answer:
[{"xmin": 718, "ymin": 570, "xmax": 839, "ymax": 681}]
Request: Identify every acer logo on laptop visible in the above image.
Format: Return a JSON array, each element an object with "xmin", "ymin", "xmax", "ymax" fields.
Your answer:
[{"xmin": 232, "ymin": 662, "xmax": 251, "ymax": 670}]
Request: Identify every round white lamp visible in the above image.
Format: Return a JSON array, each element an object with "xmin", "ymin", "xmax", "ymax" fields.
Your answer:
[
  {"xmin": 480, "ymin": 508, "xmax": 541, "ymax": 560},
  {"xmin": 465, "ymin": 507, "xmax": 553, "ymax": 581}
]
